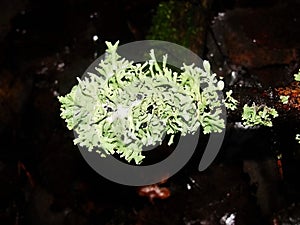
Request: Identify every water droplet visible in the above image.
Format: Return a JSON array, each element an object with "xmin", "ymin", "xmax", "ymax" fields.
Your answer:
[
  {"xmin": 92, "ymin": 35, "xmax": 99, "ymax": 42},
  {"xmin": 53, "ymin": 91, "xmax": 59, "ymax": 96},
  {"xmin": 217, "ymin": 12, "xmax": 226, "ymax": 21},
  {"xmin": 90, "ymin": 12, "xmax": 99, "ymax": 19},
  {"xmin": 37, "ymin": 66, "xmax": 48, "ymax": 75},
  {"xmin": 218, "ymin": 80, "xmax": 225, "ymax": 90},
  {"xmin": 57, "ymin": 62, "xmax": 65, "ymax": 71},
  {"xmin": 187, "ymin": 183, "xmax": 191, "ymax": 190},
  {"xmin": 218, "ymin": 12, "xmax": 225, "ymax": 17},
  {"xmin": 189, "ymin": 177, "xmax": 196, "ymax": 184},
  {"xmin": 220, "ymin": 213, "xmax": 236, "ymax": 225}
]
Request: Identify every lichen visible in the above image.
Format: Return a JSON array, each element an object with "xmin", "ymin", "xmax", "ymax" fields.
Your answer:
[
  {"xmin": 223, "ymin": 90, "xmax": 239, "ymax": 111},
  {"xmin": 241, "ymin": 102, "xmax": 278, "ymax": 127},
  {"xmin": 294, "ymin": 69, "xmax": 300, "ymax": 81},
  {"xmin": 296, "ymin": 134, "xmax": 300, "ymax": 144},
  {"xmin": 279, "ymin": 95, "xmax": 289, "ymax": 104},
  {"xmin": 58, "ymin": 41, "xmax": 225, "ymax": 164}
]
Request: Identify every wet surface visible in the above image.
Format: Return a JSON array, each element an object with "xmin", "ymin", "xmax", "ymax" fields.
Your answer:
[
  {"xmin": 1, "ymin": 0, "xmax": 300, "ymax": 224},
  {"xmin": 207, "ymin": 2, "xmax": 300, "ymax": 87}
]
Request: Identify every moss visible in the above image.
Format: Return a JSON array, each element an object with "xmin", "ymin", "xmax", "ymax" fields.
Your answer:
[{"xmin": 147, "ymin": 0, "xmax": 210, "ymax": 55}]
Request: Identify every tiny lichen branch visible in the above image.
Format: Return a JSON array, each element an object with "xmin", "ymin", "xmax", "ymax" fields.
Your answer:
[
  {"xmin": 58, "ymin": 41, "xmax": 226, "ymax": 164},
  {"xmin": 241, "ymin": 102, "xmax": 278, "ymax": 127},
  {"xmin": 279, "ymin": 95, "xmax": 289, "ymax": 104},
  {"xmin": 294, "ymin": 69, "xmax": 300, "ymax": 81},
  {"xmin": 223, "ymin": 90, "xmax": 239, "ymax": 110},
  {"xmin": 296, "ymin": 134, "xmax": 300, "ymax": 144}
]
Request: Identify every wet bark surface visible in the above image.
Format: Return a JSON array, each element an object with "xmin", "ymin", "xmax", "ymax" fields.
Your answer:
[{"xmin": 1, "ymin": 0, "xmax": 300, "ymax": 224}]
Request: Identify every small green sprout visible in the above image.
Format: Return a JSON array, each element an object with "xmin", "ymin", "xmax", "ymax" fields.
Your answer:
[
  {"xmin": 296, "ymin": 134, "xmax": 300, "ymax": 144},
  {"xmin": 224, "ymin": 90, "xmax": 239, "ymax": 110},
  {"xmin": 58, "ymin": 41, "xmax": 225, "ymax": 164},
  {"xmin": 242, "ymin": 102, "xmax": 278, "ymax": 127},
  {"xmin": 280, "ymin": 95, "xmax": 289, "ymax": 104},
  {"xmin": 294, "ymin": 69, "xmax": 300, "ymax": 81}
]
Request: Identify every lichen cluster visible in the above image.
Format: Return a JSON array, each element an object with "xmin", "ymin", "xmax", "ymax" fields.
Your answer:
[
  {"xmin": 58, "ymin": 41, "xmax": 225, "ymax": 164},
  {"xmin": 241, "ymin": 102, "xmax": 278, "ymax": 127}
]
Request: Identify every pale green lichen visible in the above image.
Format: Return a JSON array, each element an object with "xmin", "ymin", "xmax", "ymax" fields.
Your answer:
[
  {"xmin": 241, "ymin": 102, "xmax": 278, "ymax": 127},
  {"xmin": 296, "ymin": 134, "xmax": 300, "ymax": 144},
  {"xmin": 279, "ymin": 95, "xmax": 289, "ymax": 104},
  {"xmin": 224, "ymin": 90, "xmax": 239, "ymax": 111},
  {"xmin": 58, "ymin": 41, "xmax": 225, "ymax": 164},
  {"xmin": 294, "ymin": 69, "xmax": 300, "ymax": 81}
]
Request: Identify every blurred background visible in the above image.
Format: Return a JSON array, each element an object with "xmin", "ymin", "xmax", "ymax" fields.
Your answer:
[{"xmin": 1, "ymin": 0, "xmax": 300, "ymax": 224}]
